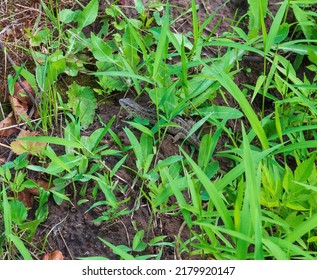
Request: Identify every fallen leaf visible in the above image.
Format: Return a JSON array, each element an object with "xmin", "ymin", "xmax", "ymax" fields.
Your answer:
[
  {"xmin": 36, "ymin": 179, "xmax": 50, "ymax": 190},
  {"xmin": 18, "ymin": 190, "xmax": 34, "ymax": 208},
  {"xmin": 9, "ymin": 96, "xmax": 29, "ymax": 123},
  {"xmin": 0, "ymin": 157, "xmax": 5, "ymax": 165},
  {"xmin": 14, "ymin": 81, "xmax": 35, "ymax": 105},
  {"xmin": 26, "ymin": 187, "xmax": 40, "ymax": 196},
  {"xmin": 0, "ymin": 112, "xmax": 18, "ymax": 137},
  {"xmin": 43, "ymin": 250, "xmax": 64, "ymax": 260},
  {"xmin": 10, "ymin": 130, "xmax": 46, "ymax": 155}
]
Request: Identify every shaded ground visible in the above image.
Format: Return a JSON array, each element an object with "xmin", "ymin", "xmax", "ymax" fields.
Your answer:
[
  {"xmin": 33, "ymin": 95, "xmax": 197, "ymax": 260},
  {"xmin": 0, "ymin": 0, "xmax": 284, "ymax": 259}
]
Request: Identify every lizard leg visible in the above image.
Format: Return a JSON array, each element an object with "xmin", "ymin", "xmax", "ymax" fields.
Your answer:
[{"xmin": 172, "ymin": 132, "xmax": 185, "ymax": 144}]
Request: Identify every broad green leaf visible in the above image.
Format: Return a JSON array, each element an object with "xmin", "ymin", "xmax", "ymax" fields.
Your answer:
[
  {"xmin": 307, "ymin": 236, "xmax": 317, "ymax": 243},
  {"xmin": 59, "ymin": 9, "xmax": 80, "ymax": 23},
  {"xmin": 274, "ymin": 23, "xmax": 289, "ymax": 44},
  {"xmin": 93, "ymin": 70, "xmax": 153, "ymax": 84},
  {"xmin": 12, "ymin": 66, "xmax": 37, "ymax": 93},
  {"xmin": 247, "ymin": 0, "xmax": 268, "ymax": 39},
  {"xmin": 134, "ymin": 0, "xmax": 144, "ymax": 14},
  {"xmin": 123, "ymin": 23, "xmax": 140, "ymax": 68},
  {"xmin": 132, "ymin": 230, "xmax": 146, "ymax": 252},
  {"xmin": 9, "ymin": 234, "xmax": 32, "ymax": 260},
  {"xmin": 163, "ymin": 167, "xmax": 192, "ymax": 227},
  {"xmin": 77, "ymin": 0, "xmax": 99, "ymax": 30},
  {"xmin": 262, "ymin": 238, "xmax": 287, "ymax": 260},
  {"xmin": 196, "ymin": 106, "xmax": 243, "ymax": 120},
  {"xmin": 154, "ymin": 155, "xmax": 183, "ymax": 170},
  {"xmin": 85, "ymin": 118, "xmax": 115, "ymax": 152},
  {"xmin": 278, "ymin": 42, "xmax": 317, "ymax": 56},
  {"xmin": 123, "ymin": 127, "xmax": 143, "ymax": 163},
  {"xmin": 308, "ymin": 48, "xmax": 317, "ymax": 64},
  {"xmin": 110, "ymin": 155, "xmax": 127, "ymax": 179},
  {"xmin": 47, "ymin": 50, "xmax": 67, "ymax": 84},
  {"xmin": 50, "ymin": 189, "xmax": 73, "ymax": 205},
  {"xmin": 287, "ymin": 213, "xmax": 317, "ymax": 243},
  {"xmin": 124, "ymin": 121, "xmax": 154, "ymax": 137},
  {"xmin": 10, "ymin": 200, "xmax": 27, "ymax": 225},
  {"xmin": 67, "ymin": 83, "xmax": 97, "ymax": 128},
  {"xmin": 294, "ymin": 155, "xmax": 315, "ymax": 182},
  {"xmin": 89, "ymin": 33, "xmax": 113, "ymax": 62},
  {"xmin": 292, "ymin": 4, "xmax": 313, "ymax": 40}
]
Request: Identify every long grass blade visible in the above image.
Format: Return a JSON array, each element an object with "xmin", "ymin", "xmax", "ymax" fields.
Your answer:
[
  {"xmin": 208, "ymin": 66, "xmax": 269, "ymax": 150},
  {"xmin": 152, "ymin": 4, "xmax": 169, "ymax": 82},
  {"xmin": 242, "ymin": 125, "xmax": 264, "ymax": 259},
  {"xmin": 181, "ymin": 148, "xmax": 234, "ymax": 230},
  {"xmin": 287, "ymin": 213, "xmax": 317, "ymax": 243}
]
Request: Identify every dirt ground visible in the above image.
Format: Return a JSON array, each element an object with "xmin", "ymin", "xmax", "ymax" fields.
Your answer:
[{"xmin": 0, "ymin": 0, "xmax": 283, "ymax": 259}]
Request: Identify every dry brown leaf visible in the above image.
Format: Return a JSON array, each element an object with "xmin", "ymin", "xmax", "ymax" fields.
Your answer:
[
  {"xmin": 0, "ymin": 157, "xmax": 6, "ymax": 165},
  {"xmin": 36, "ymin": 179, "xmax": 50, "ymax": 190},
  {"xmin": 18, "ymin": 190, "xmax": 34, "ymax": 208},
  {"xmin": 0, "ymin": 112, "xmax": 18, "ymax": 137},
  {"xmin": 26, "ymin": 187, "xmax": 40, "ymax": 196},
  {"xmin": 14, "ymin": 81, "xmax": 35, "ymax": 105},
  {"xmin": 10, "ymin": 130, "xmax": 46, "ymax": 155},
  {"xmin": 43, "ymin": 250, "xmax": 64, "ymax": 260},
  {"xmin": 9, "ymin": 96, "xmax": 29, "ymax": 123}
]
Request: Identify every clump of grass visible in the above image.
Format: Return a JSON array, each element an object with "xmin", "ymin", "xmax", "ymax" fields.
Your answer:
[{"xmin": 1, "ymin": 0, "xmax": 317, "ymax": 260}]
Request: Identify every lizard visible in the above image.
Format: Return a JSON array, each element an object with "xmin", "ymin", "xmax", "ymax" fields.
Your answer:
[{"xmin": 119, "ymin": 98, "xmax": 200, "ymax": 150}]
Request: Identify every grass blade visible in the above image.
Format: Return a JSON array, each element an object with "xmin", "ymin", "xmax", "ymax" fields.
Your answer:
[
  {"xmin": 152, "ymin": 4, "xmax": 169, "ymax": 82},
  {"xmin": 9, "ymin": 234, "xmax": 32, "ymax": 260},
  {"xmin": 181, "ymin": 148, "xmax": 234, "ymax": 230},
  {"xmin": 242, "ymin": 125, "xmax": 264, "ymax": 259},
  {"xmin": 208, "ymin": 66, "xmax": 269, "ymax": 150},
  {"xmin": 98, "ymin": 237, "xmax": 136, "ymax": 260},
  {"xmin": 287, "ymin": 213, "xmax": 317, "ymax": 243}
]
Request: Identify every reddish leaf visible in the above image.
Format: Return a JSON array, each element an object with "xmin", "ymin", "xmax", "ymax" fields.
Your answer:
[
  {"xmin": 36, "ymin": 179, "xmax": 50, "ymax": 190},
  {"xmin": 0, "ymin": 112, "xmax": 18, "ymax": 136},
  {"xmin": 43, "ymin": 250, "xmax": 64, "ymax": 260},
  {"xmin": 18, "ymin": 190, "xmax": 34, "ymax": 208},
  {"xmin": 9, "ymin": 96, "xmax": 29, "ymax": 122},
  {"xmin": 0, "ymin": 157, "xmax": 5, "ymax": 165},
  {"xmin": 26, "ymin": 187, "xmax": 40, "ymax": 196},
  {"xmin": 14, "ymin": 81, "xmax": 35, "ymax": 105}
]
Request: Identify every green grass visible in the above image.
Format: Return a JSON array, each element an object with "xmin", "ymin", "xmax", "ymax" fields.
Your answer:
[{"xmin": 1, "ymin": 0, "xmax": 317, "ymax": 259}]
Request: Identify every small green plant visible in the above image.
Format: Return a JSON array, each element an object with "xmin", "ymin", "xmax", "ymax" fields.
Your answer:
[
  {"xmin": 0, "ymin": 155, "xmax": 49, "ymax": 259},
  {"xmin": 84, "ymin": 173, "xmax": 131, "ymax": 222},
  {"xmin": 93, "ymin": 231, "xmax": 172, "ymax": 260},
  {"xmin": 23, "ymin": 114, "xmax": 122, "ymax": 205}
]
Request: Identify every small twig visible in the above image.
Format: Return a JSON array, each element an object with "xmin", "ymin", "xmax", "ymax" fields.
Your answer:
[
  {"xmin": 58, "ymin": 229, "xmax": 74, "ymax": 260},
  {"xmin": 119, "ymin": 219, "xmax": 131, "ymax": 248},
  {"xmin": 0, "ymin": 143, "xmax": 11, "ymax": 149},
  {"xmin": 175, "ymin": 220, "xmax": 187, "ymax": 260}
]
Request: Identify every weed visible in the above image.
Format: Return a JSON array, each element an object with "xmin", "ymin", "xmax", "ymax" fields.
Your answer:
[{"xmin": 1, "ymin": 0, "xmax": 317, "ymax": 260}]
